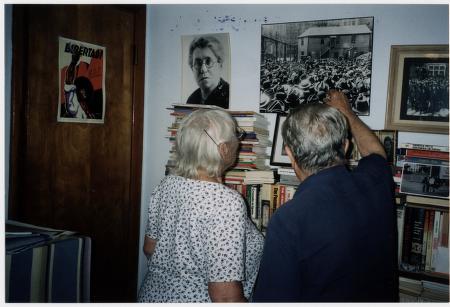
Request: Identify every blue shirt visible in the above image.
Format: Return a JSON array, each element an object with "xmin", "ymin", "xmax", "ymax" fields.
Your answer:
[{"xmin": 252, "ymin": 154, "xmax": 398, "ymax": 302}]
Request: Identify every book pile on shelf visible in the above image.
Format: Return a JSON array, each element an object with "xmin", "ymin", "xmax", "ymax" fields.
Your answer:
[
  {"xmin": 399, "ymin": 277, "xmax": 449, "ymax": 302},
  {"xmin": 277, "ymin": 167, "xmax": 300, "ymax": 186},
  {"xmin": 228, "ymin": 110, "xmax": 272, "ymax": 171},
  {"xmin": 224, "ymin": 110, "xmax": 274, "ymax": 232}
]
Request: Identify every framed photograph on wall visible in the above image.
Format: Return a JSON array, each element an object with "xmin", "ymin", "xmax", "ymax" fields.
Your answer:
[
  {"xmin": 400, "ymin": 162, "xmax": 449, "ymax": 199},
  {"xmin": 385, "ymin": 45, "xmax": 449, "ymax": 134},
  {"xmin": 260, "ymin": 16, "xmax": 374, "ymax": 115},
  {"xmin": 270, "ymin": 114, "xmax": 291, "ymax": 166},
  {"xmin": 181, "ymin": 33, "xmax": 231, "ymax": 109}
]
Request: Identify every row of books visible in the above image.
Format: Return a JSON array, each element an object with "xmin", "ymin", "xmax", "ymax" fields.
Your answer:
[
  {"xmin": 225, "ymin": 182, "xmax": 298, "ymax": 233},
  {"xmin": 397, "ymin": 204, "xmax": 449, "ymax": 277}
]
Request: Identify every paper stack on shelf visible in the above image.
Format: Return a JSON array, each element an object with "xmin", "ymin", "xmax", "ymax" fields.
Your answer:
[
  {"xmin": 399, "ymin": 276, "xmax": 423, "ymax": 300},
  {"xmin": 421, "ymin": 280, "xmax": 450, "ymax": 302}
]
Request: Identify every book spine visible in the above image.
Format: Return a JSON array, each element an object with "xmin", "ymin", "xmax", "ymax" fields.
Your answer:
[
  {"xmin": 399, "ymin": 143, "xmax": 449, "ymax": 152},
  {"xmin": 402, "ymin": 206, "xmax": 414, "ymax": 265},
  {"xmin": 271, "ymin": 184, "xmax": 279, "ymax": 213},
  {"xmin": 440, "ymin": 212, "xmax": 449, "ymax": 248},
  {"xmin": 397, "ymin": 206, "xmax": 406, "ymax": 265},
  {"xmin": 279, "ymin": 184, "xmax": 286, "ymax": 207},
  {"xmin": 409, "ymin": 207, "xmax": 425, "ymax": 270},
  {"xmin": 430, "ymin": 211, "xmax": 441, "ymax": 271},
  {"xmin": 421, "ymin": 210, "xmax": 430, "ymax": 271},
  {"xmin": 425, "ymin": 210, "xmax": 435, "ymax": 272},
  {"xmin": 406, "ymin": 149, "xmax": 449, "ymax": 161}
]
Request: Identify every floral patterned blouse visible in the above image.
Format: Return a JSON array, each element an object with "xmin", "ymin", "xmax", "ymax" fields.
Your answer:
[{"xmin": 138, "ymin": 175, "xmax": 264, "ymax": 302}]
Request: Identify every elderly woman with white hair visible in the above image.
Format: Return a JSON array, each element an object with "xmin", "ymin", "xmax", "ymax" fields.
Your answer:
[{"xmin": 138, "ymin": 108, "xmax": 264, "ymax": 303}]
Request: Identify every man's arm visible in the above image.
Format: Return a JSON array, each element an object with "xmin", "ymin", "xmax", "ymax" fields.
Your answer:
[{"xmin": 326, "ymin": 90, "xmax": 387, "ymax": 159}]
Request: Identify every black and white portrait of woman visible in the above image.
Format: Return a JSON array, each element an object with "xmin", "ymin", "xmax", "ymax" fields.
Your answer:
[{"xmin": 181, "ymin": 33, "xmax": 231, "ymax": 109}]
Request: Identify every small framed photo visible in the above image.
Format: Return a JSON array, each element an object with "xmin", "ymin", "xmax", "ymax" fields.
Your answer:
[
  {"xmin": 375, "ymin": 130, "xmax": 397, "ymax": 165},
  {"xmin": 385, "ymin": 45, "xmax": 449, "ymax": 134},
  {"xmin": 400, "ymin": 162, "xmax": 449, "ymax": 199},
  {"xmin": 270, "ymin": 114, "xmax": 291, "ymax": 167}
]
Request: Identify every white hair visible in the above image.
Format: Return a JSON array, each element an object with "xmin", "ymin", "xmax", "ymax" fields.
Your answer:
[{"xmin": 175, "ymin": 108, "xmax": 236, "ymax": 179}]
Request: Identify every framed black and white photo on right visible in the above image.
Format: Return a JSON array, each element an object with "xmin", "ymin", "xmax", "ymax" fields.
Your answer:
[
  {"xmin": 385, "ymin": 45, "xmax": 449, "ymax": 134},
  {"xmin": 400, "ymin": 162, "xmax": 449, "ymax": 199}
]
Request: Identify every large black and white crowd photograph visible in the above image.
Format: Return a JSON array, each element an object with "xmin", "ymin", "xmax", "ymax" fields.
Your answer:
[
  {"xmin": 260, "ymin": 17, "xmax": 374, "ymax": 115},
  {"xmin": 400, "ymin": 59, "xmax": 449, "ymax": 122}
]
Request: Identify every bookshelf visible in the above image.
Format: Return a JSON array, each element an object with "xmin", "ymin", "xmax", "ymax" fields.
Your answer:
[{"xmin": 394, "ymin": 142, "xmax": 449, "ymax": 302}]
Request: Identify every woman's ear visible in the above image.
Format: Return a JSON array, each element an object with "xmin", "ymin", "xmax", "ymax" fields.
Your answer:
[{"xmin": 218, "ymin": 142, "xmax": 228, "ymax": 158}]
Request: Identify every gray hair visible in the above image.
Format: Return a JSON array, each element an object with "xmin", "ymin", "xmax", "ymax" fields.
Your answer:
[
  {"xmin": 175, "ymin": 108, "xmax": 236, "ymax": 179},
  {"xmin": 282, "ymin": 103, "xmax": 348, "ymax": 175},
  {"xmin": 188, "ymin": 35, "xmax": 224, "ymax": 68}
]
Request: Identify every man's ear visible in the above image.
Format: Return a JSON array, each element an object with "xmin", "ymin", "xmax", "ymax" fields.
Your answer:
[
  {"xmin": 284, "ymin": 145, "xmax": 297, "ymax": 168},
  {"xmin": 344, "ymin": 138, "xmax": 350, "ymax": 156}
]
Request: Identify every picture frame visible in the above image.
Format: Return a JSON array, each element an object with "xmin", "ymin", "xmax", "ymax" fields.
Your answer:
[
  {"xmin": 260, "ymin": 16, "xmax": 374, "ymax": 115},
  {"xmin": 385, "ymin": 45, "xmax": 449, "ymax": 134},
  {"xmin": 400, "ymin": 161, "xmax": 449, "ymax": 199},
  {"xmin": 270, "ymin": 114, "xmax": 291, "ymax": 167}
]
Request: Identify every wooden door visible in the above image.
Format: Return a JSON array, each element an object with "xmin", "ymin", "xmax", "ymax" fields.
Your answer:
[{"xmin": 9, "ymin": 5, "xmax": 145, "ymax": 302}]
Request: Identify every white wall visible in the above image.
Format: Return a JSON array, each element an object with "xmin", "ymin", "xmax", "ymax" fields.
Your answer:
[{"xmin": 137, "ymin": 4, "xmax": 450, "ymax": 290}]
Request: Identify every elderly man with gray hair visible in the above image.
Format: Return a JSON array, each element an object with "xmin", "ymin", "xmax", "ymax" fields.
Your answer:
[{"xmin": 253, "ymin": 90, "xmax": 398, "ymax": 302}]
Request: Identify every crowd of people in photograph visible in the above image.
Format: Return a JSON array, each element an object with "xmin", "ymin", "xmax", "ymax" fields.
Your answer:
[
  {"xmin": 406, "ymin": 77, "xmax": 449, "ymax": 117},
  {"xmin": 259, "ymin": 54, "xmax": 372, "ymax": 114}
]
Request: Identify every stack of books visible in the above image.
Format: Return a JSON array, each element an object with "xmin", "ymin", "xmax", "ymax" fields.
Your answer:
[
  {"xmin": 165, "ymin": 104, "xmax": 272, "ymax": 176},
  {"xmin": 399, "ymin": 276, "xmax": 449, "ymax": 302},
  {"xmin": 399, "ymin": 276, "xmax": 423, "ymax": 301},
  {"xmin": 165, "ymin": 103, "xmax": 230, "ymax": 175},
  {"xmin": 228, "ymin": 110, "xmax": 271, "ymax": 171},
  {"xmin": 421, "ymin": 280, "xmax": 450, "ymax": 301},
  {"xmin": 277, "ymin": 167, "xmax": 300, "ymax": 186}
]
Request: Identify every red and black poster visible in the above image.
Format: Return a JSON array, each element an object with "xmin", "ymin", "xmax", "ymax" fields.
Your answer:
[{"xmin": 58, "ymin": 37, "xmax": 106, "ymax": 123}]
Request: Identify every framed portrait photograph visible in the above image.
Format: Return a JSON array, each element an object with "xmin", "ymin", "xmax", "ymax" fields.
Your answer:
[
  {"xmin": 260, "ymin": 16, "xmax": 374, "ymax": 115},
  {"xmin": 270, "ymin": 114, "xmax": 291, "ymax": 167},
  {"xmin": 385, "ymin": 45, "xmax": 449, "ymax": 134},
  {"xmin": 181, "ymin": 33, "xmax": 231, "ymax": 109},
  {"xmin": 375, "ymin": 130, "xmax": 397, "ymax": 165},
  {"xmin": 400, "ymin": 162, "xmax": 449, "ymax": 199}
]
